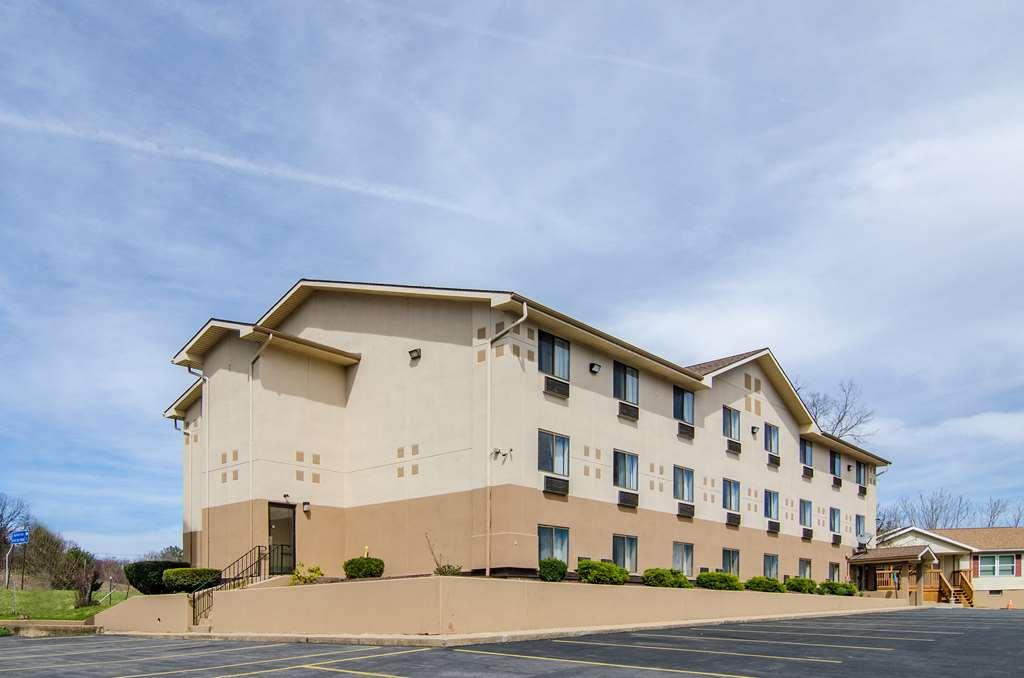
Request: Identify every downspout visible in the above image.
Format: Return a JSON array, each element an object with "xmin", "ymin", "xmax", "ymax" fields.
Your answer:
[
  {"xmin": 249, "ymin": 332, "xmax": 274, "ymax": 552},
  {"xmin": 188, "ymin": 366, "xmax": 209, "ymax": 567},
  {"xmin": 485, "ymin": 300, "xmax": 528, "ymax": 577}
]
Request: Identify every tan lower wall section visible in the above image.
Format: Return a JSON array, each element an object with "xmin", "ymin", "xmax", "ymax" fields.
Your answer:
[
  {"xmin": 209, "ymin": 576, "xmax": 907, "ymax": 636},
  {"xmin": 93, "ymin": 594, "xmax": 191, "ymax": 634},
  {"xmin": 196, "ymin": 485, "xmax": 858, "ymax": 578},
  {"xmin": 973, "ymin": 589, "xmax": 1024, "ymax": 609}
]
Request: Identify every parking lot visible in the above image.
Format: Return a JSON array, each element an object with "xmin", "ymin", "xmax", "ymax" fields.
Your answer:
[{"xmin": 2, "ymin": 608, "xmax": 1021, "ymax": 676}]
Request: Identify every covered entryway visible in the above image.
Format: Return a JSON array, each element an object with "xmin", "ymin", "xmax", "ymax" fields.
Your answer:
[
  {"xmin": 268, "ymin": 502, "xmax": 296, "ymax": 575},
  {"xmin": 849, "ymin": 545, "xmax": 938, "ymax": 605}
]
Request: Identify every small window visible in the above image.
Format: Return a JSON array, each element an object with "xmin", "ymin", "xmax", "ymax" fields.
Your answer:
[
  {"xmin": 613, "ymin": 534, "xmax": 638, "ymax": 573},
  {"xmin": 799, "ymin": 558, "xmax": 812, "ymax": 578},
  {"xmin": 537, "ymin": 430, "xmax": 570, "ymax": 476},
  {"xmin": 828, "ymin": 562, "xmax": 841, "ymax": 582},
  {"xmin": 722, "ymin": 548, "xmax": 740, "ymax": 576},
  {"xmin": 763, "ymin": 554, "xmax": 779, "ymax": 580},
  {"xmin": 830, "ymin": 507, "xmax": 841, "ymax": 533},
  {"xmin": 763, "ymin": 423, "xmax": 779, "ymax": 453},
  {"xmin": 613, "ymin": 450, "xmax": 639, "ymax": 491},
  {"xmin": 799, "ymin": 499, "xmax": 813, "ymax": 527},
  {"xmin": 673, "ymin": 542, "xmax": 694, "ymax": 576},
  {"xmin": 538, "ymin": 331, "xmax": 570, "ymax": 381},
  {"xmin": 830, "ymin": 450, "xmax": 842, "ymax": 477},
  {"xmin": 613, "ymin": 362, "xmax": 639, "ymax": 404},
  {"xmin": 723, "ymin": 478, "xmax": 740, "ymax": 512},
  {"xmin": 673, "ymin": 466, "xmax": 694, "ymax": 503},
  {"xmin": 538, "ymin": 525, "xmax": 569, "ymax": 564},
  {"xmin": 979, "ymin": 554, "xmax": 1015, "ymax": 577},
  {"xmin": 764, "ymin": 490, "xmax": 779, "ymax": 520},
  {"xmin": 673, "ymin": 386, "xmax": 694, "ymax": 424},
  {"xmin": 722, "ymin": 406, "xmax": 741, "ymax": 440},
  {"xmin": 855, "ymin": 514, "xmax": 866, "ymax": 537},
  {"xmin": 800, "ymin": 439, "xmax": 813, "ymax": 466},
  {"xmin": 855, "ymin": 460, "xmax": 866, "ymax": 485}
]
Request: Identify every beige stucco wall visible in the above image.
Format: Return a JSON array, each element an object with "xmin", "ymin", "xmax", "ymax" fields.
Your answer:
[
  {"xmin": 93, "ymin": 594, "xmax": 190, "ymax": 634},
  {"xmin": 209, "ymin": 576, "xmax": 907, "ymax": 636},
  {"xmin": 973, "ymin": 589, "xmax": 1024, "ymax": 608}
]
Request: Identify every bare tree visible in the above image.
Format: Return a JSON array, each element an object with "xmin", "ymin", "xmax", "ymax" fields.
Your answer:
[
  {"xmin": 795, "ymin": 380, "xmax": 876, "ymax": 443},
  {"xmin": 1012, "ymin": 500, "xmax": 1024, "ymax": 528},
  {"xmin": 980, "ymin": 497, "xmax": 1010, "ymax": 527},
  {"xmin": 894, "ymin": 490, "xmax": 974, "ymax": 529},
  {"xmin": 0, "ymin": 492, "xmax": 30, "ymax": 545},
  {"xmin": 142, "ymin": 545, "xmax": 184, "ymax": 561},
  {"xmin": 875, "ymin": 504, "xmax": 902, "ymax": 535}
]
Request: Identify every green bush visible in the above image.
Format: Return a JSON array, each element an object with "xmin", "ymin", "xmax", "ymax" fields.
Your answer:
[
  {"xmin": 433, "ymin": 563, "xmax": 462, "ymax": 576},
  {"xmin": 784, "ymin": 576, "xmax": 818, "ymax": 593},
  {"xmin": 538, "ymin": 558, "xmax": 567, "ymax": 582},
  {"xmin": 577, "ymin": 559, "xmax": 629, "ymax": 585},
  {"xmin": 0, "ymin": 626, "xmax": 10, "ymax": 637},
  {"xmin": 641, "ymin": 568, "xmax": 693, "ymax": 588},
  {"xmin": 695, "ymin": 572, "xmax": 744, "ymax": 590},
  {"xmin": 162, "ymin": 568, "xmax": 222, "ymax": 593},
  {"xmin": 343, "ymin": 556, "xmax": 385, "ymax": 579},
  {"xmin": 817, "ymin": 580, "xmax": 857, "ymax": 596},
  {"xmin": 291, "ymin": 563, "xmax": 323, "ymax": 585},
  {"xmin": 124, "ymin": 560, "xmax": 189, "ymax": 594},
  {"xmin": 744, "ymin": 576, "xmax": 785, "ymax": 593}
]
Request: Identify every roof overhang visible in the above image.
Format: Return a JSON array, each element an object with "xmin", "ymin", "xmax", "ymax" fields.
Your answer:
[
  {"xmin": 806, "ymin": 431, "xmax": 891, "ymax": 467},
  {"xmin": 699, "ymin": 348, "xmax": 817, "ymax": 429},
  {"xmin": 848, "ymin": 545, "xmax": 938, "ymax": 565},
  {"xmin": 163, "ymin": 378, "xmax": 203, "ymax": 420},
  {"xmin": 172, "ymin": 318, "xmax": 361, "ymax": 369},
  {"xmin": 878, "ymin": 527, "xmax": 978, "ymax": 552}
]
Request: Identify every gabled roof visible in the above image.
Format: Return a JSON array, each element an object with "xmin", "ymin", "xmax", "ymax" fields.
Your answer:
[
  {"xmin": 686, "ymin": 348, "xmax": 770, "ymax": 377},
  {"xmin": 163, "ymin": 378, "xmax": 203, "ymax": 420},
  {"xmin": 848, "ymin": 545, "xmax": 937, "ymax": 564},
  {"xmin": 933, "ymin": 527, "xmax": 1024, "ymax": 551},
  {"xmin": 877, "ymin": 526, "xmax": 978, "ymax": 552}
]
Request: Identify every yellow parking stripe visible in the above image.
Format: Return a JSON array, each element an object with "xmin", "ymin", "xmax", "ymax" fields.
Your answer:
[
  {"xmin": 454, "ymin": 648, "xmax": 755, "ymax": 677},
  {"xmin": 694, "ymin": 627, "xmax": 934, "ymax": 642},
  {"xmin": 553, "ymin": 639, "xmax": 841, "ymax": 663},
  {"xmin": 633, "ymin": 632, "xmax": 892, "ymax": 651},
  {"xmin": 213, "ymin": 648, "xmax": 432, "ymax": 677},
  {"xmin": 0, "ymin": 641, "xmax": 290, "ymax": 673},
  {"xmin": 303, "ymin": 666, "xmax": 404, "ymax": 677},
  {"xmin": 114, "ymin": 646, "xmax": 374, "ymax": 678}
]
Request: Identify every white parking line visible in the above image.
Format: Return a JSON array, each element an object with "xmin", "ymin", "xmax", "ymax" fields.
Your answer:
[
  {"xmin": 767, "ymin": 622, "xmax": 965, "ymax": 635},
  {"xmin": 685, "ymin": 627, "xmax": 934, "ymax": 642},
  {"xmin": 552, "ymin": 639, "xmax": 842, "ymax": 664},
  {"xmin": 2, "ymin": 638, "xmax": 217, "ymax": 660},
  {"xmin": 632, "ymin": 632, "xmax": 893, "ymax": 651},
  {"xmin": 0, "ymin": 641, "xmax": 290, "ymax": 673}
]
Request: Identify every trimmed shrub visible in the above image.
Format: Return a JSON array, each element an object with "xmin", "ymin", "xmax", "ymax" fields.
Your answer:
[
  {"xmin": 124, "ymin": 560, "xmax": 189, "ymax": 594},
  {"xmin": 817, "ymin": 580, "xmax": 858, "ymax": 596},
  {"xmin": 784, "ymin": 576, "xmax": 818, "ymax": 594},
  {"xmin": 0, "ymin": 627, "xmax": 11, "ymax": 637},
  {"xmin": 343, "ymin": 556, "xmax": 385, "ymax": 579},
  {"xmin": 577, "ymin": 559, "xmax": 629, "ymax": 585},
  {"xmin": 641, "ymin": 568, "xmax": 693, "ymax": 588},
  {"xmin": 744, "ymin": 576, "xmax": 785, "ymax": 593},
  {"xmin": 695, "ymin": 572, "xmax": 744, "ymax": 590},
  {"xmin": 291, "ymin": 563, "xmax": 324, "ymax": 585},
  {"xmin": 162, "ymin": 568, "xmax": 221, "ymax": 593},
  {"xmin": 433, "ymin": 563, "xmax": 462, "ymax": 576},
  {"xmin": 538, "ymin": 558, "xmax": 567, "ymax": 582}
]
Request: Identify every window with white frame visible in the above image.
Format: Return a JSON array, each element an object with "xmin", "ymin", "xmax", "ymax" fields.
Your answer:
[
  {"xmin": 538, "ymin": 330, "xmax": 570, "ymax": 381},
  {"xmin": 673, "ymin": 466, "xmax": 694, "ymax": 503},
  {"xmin": 829, "ymin": 562, "xmax": 841, "ymax": 582},
  {"xmin": 800, "ymin": 499, "xmax": 813, "ymax": 527},
  {"xmin": 979, "ymin": 554, "xmax": 1015, "ymax": 577},
  {"xmin": 537, "ymin": 525, "xmax": 569, "ymax": 564},
  {"xmin": 537, "ymin": 430, "xmax": 569, "ymax": 476},
  {"xmin": 830, "ymin": 507, "xmax": 841, "ymax": 533},
  {"xmin": 673, "ymin": 386, "xmax": 694, "ymax": 424},
  {"xmin": 613, "ymin": 534, "xmax": 638, "ymax": 573},
  {"xmin": 673, "ymin": 542, "xmax": 693, "ymax": 576},
  {"xmin": 799, "ymin": 558, "xmax": 812, "ymax": 578},
  {"xmin": 613, "ymin": 450, "xmax": 638, "ymax": 491},
  {"xmin": 722, "ymin": 406, "xmax": 741, "ymax": 440},
  {"xmin": 855, "ymin": 514, "xmax": 866, "ymax": 538},
  {"xmin": 764, "ymin": 553, "xmax": 779, "ymax": 580},
  {"xmin": 723, "ymin": 478, "xmax": 740, "ymax": 512},
  {"xmin": 722, "ymin": 548, "xmax": 740, "ymax": 576},
  {"xmin": 613, "ymin": 362, "xmax": 639, "ymax": 404},
  {"xmin": 800, "ymin": 438, "xmax": 813, "ymax": 466},
  {"xmin": 764, "ymin": 490, "xmax": 779, "ymax": 520},
  {"xmin": 764, "ymin": 423, "xmax": 779, "ymax": 454}
]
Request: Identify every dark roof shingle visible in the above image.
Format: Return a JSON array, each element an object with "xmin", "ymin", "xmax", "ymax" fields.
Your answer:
[{"xmin": 685, "ymin": 348, "xmax": 768, "ymax": 377}]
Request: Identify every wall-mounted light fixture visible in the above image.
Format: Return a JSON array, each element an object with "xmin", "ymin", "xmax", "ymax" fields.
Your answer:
[
  {"xmin": 589, "ymin": 362, "xmax": 602, "ymax": 374},
  {"xmin": 847, "ymin": 464, "xmax": 854, "ymax": 472},
  {"xmin": 283, "ymin": 493, "xmax": 291, "ymax": 503},
  {"xmin": 751, "ymin": 425, "xmax": 760, "ymax": 436},
  {"xmin": 408, "ymin": 348, "xmax": 422, "ymax": 360},
  {"xmin": 302, "ymin": 501, "xmax": 311, "ymax": 513}
]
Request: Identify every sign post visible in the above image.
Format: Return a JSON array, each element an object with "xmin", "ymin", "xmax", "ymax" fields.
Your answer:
[{"xmin": 5, "ymin": 530, "xmax": 29, "ymax": 616}]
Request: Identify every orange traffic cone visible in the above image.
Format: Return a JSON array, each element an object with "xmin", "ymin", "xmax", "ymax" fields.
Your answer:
[{"xmin": 1007, "ymin": 600, "xmax": 1015, "ymax": 610}]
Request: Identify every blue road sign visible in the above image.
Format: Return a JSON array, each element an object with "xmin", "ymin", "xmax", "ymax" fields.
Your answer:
[{"xmin": 10, "ymin": 530, "xmax": 29, "ymax": 545}]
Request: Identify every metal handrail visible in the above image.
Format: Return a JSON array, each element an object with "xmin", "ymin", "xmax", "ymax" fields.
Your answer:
[{"xmin": 189, "ymin": 545, "xmax": 270, "ymax": 626}]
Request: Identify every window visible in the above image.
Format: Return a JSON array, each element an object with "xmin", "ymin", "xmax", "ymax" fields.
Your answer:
[
  {"xmin": 764, "ymin": 490, "xmax": 779, "ymax": 520},
  {"xmin": 538, "ymin": 330, "xmax": 570, "ymax": 381},
  {"xmin": 613, "ymin": 534, "xmax": 638, "ymax": 573},
  {"xmin": 764, "ymin": 423, "xmax": 779, "ymax": 453},
  {"xmin": 537, "ymin": 430, "xmax": 569, "ymax": 476},
  {"xmin": 855, "ymin": 460, "xmax": 866, "ymax": 485},
  {"xmin": 829, "ymin": 507, "xmax": 841, "ymax": 533},
  {"xmin": 673, "ymin": 542, "xmax": 693, "ymax": 576},
  {"xmin": 979, "ymin": 554, "xmax": 1015, "ymax": 577},
  {"xmin": 673, "ymin": 386, "xmax": 694, "ymax": 424},
  {"xmin": 830, "ymin": 450, "xmax": 842, "ymax": 476},
  {"xmin": 537, "ymin": 525, "xmax": 569, "ymax": 564},
  {"xmin": 613, "ymin": 362, "xmax": 639, "ymax": 404},
  {"xmin": 855, "ymin": 514, "xmax": 866, "ymax": 538},
  {"xmin": 799, "ymin": 558, "xmax": 812, "ymax": 578},
  {"xmin": 673, "ymin": 466, "xmax": 694, "ymax": 502},
  {"xmin": 828, "ymin": 562, "xmax": 841, "ymax": 582},
  {"xmin": 799, "ymin": 499, "xmax": 812, "ymax": 527},
  {"xmin": 763, "ymin": 554, "xmax": 779, "ymax": 580},
  {"xmin": 722, "ymin": 548, "xmax": 740, "ymax": 576},
  {"xmin": 800, "ymin": 439, "xmax": 813, "ymax": 466},
  {"xmin": 722, "ymin": 406, "xmax": 741, "ymax": 440},
  {"xmin": 723, "ymin": 478, "xmax": 740, "ymax": 512},
  {"xmin": 613, "ymin": 450, "xmax": 638, "ymax": 491}
]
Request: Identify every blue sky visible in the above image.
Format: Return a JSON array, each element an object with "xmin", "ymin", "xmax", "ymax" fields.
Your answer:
[{"xmin": 1, "ymin": 1, "xmax": 1021, "ymax": 557}]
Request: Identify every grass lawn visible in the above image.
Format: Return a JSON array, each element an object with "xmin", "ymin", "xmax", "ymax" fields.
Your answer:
[{"xmin": 0, "ymin": 588, "xmax": 135, "ymax": 621}]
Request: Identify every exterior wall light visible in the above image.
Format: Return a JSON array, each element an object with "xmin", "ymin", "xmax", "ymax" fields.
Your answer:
[
  {"xmin": 302, "ymin": 501, "xmax": 311, "ymax": 513},
  {"xmin": 589, "ymin": 362, "xmax": 601, "ymax": 374},
  {"xmin": 751, "ymin": 425, "xmax": 760, "ymax": 436},
  {"xmin": 409, "ymin": 348, "xmax": 422, "ymax": 360}
]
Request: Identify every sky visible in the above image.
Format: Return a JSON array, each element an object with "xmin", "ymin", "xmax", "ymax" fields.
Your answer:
[{"xmin": 1, "ymin": 1, "xmax": 1022, "ymax": 558}]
